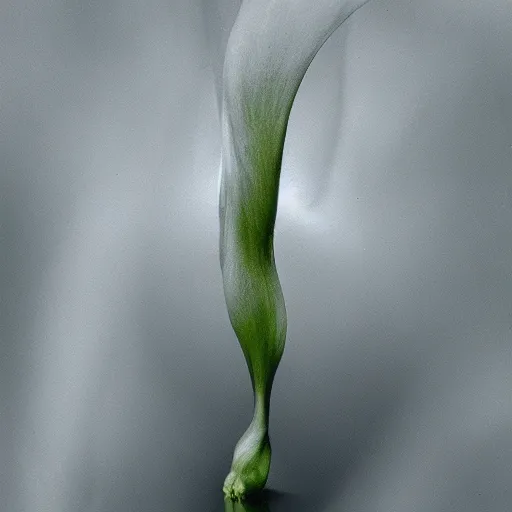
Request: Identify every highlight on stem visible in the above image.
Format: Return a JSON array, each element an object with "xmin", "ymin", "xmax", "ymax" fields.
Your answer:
[{"xmin": 219, "ymin": 0, "xmax": 371, "ymax": 501}]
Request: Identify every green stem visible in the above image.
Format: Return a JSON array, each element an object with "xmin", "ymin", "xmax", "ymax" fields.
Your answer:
[
  {"xmin": 220, "ymin": 0, "xmax": 373, "ymax": 500},
  {"xmin": 251, "ymin": 389, "xmax": 271, "ymax": 430}
]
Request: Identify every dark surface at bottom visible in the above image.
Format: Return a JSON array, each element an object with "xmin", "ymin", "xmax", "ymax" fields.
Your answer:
[{"xmin": 214, "ymin": 490, "xmax": 312, "ymax": 512}]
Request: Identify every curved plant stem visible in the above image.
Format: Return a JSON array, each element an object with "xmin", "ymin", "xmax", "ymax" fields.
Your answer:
[{"xmin": 219, "ymin": 0, "xmax": 372, "ymax": 501}]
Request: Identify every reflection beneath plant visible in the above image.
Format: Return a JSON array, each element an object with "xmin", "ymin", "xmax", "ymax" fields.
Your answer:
[
  {"xmin": 221, "ymin": 489, "xmax": 307, "ymax": 512},
  {"xmin": 223, "ymin": 496, "xmax": 270, "ymax": 512}
]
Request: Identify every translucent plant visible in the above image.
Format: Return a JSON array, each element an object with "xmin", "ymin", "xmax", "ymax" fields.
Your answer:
[{"xmin": 219, "ymin": 0, "xmax": 371, "ymax": 501}]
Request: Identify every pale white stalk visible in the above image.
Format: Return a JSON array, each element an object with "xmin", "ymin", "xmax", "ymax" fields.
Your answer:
[{"xmin": 219, "ymin": 0, "xmax": 372, "ymax": 500}]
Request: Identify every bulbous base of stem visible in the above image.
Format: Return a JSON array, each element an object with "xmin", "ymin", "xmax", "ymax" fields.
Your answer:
[{"xmin": 223, "ymin": 422, "xmax": 271, "ymax": 501}]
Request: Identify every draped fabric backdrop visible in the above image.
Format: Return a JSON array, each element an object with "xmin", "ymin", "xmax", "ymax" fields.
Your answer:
[{"xmin": 2, "ymin": 1, "xmax": 512, "ymax": 511}]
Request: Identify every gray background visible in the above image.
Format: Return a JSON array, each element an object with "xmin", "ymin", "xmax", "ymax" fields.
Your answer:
[{"xmin": 2, "ymin": 0, "xmax": 512, "ymax": 511}]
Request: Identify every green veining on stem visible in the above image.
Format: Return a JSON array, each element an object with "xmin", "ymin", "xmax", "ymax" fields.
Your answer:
[{"xmin": 219, "ymin": 0, "xmax": 372, "ymax": 501}]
